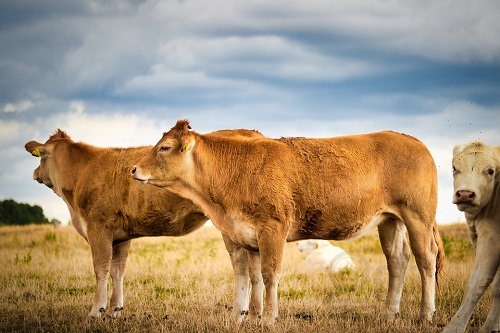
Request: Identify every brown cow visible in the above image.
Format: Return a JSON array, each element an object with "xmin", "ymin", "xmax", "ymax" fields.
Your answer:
[
  {"xmin": 24, "ymin": 128, "xmax": 263, "ymax": 319},
  {"xmin": 131, "ymin": 119, "xmax": 445, "ymax": 326},
  {"xmin": 443, "ymin": 142, "xmax": 500, "ymax": 333}
]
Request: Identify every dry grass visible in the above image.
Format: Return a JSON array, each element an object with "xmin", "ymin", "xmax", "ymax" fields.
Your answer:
[{"xmin": 0, "ymin": 223, "xmax": 490, "ymax": 332}]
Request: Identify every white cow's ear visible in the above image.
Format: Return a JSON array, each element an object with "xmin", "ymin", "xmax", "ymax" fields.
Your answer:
[
  {"xmin": 493, "ymin": 146, "xmax": 500, "ymax": 162},
  {"xmin": 453, "ymin": 144, "xmax": 467, "ymax": 155},
  {"xmin": 494, "ymin": 146, "xmax": 500, "ymax": 178}
]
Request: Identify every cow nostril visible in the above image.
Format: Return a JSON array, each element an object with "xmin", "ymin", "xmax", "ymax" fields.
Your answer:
[
  {"xmin": 130, "ymin": 166, "xmax": 136, "ymax": 175},
  {"xmin": 456, "ymin": 190, "xmax": 475, "ymax": 200}
]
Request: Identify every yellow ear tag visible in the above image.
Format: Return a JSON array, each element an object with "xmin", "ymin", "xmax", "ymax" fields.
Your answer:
[
  {"xmin": 182, "ymin": 143, "xmax": 191, "ymax": 153},
  {"xmin": 32, "ymin": 148, "xmax": 41, "ymax": 157}
]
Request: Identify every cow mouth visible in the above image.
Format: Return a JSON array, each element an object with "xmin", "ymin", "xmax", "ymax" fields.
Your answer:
[
  {"xmin": 132, "ymin": 176, "xmax": 149, "ymax": 185},
  {"xmin": 37, "ymin": 178, "xmax": 53, "ymax": 189},
  {"xmin": 455, "ymin": 202, "xmax": 477, "ymax": 212}
]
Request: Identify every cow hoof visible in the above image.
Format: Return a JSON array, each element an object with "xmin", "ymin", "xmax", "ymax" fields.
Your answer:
[
  {"xmin": 384, "ymin": 312, "xmax": 399, "ymax": 321},
  {"xmin": 231, "ymin": 309, "xmax": 248, "ymax": 325},
  {"xmin": 261, "ymin": 315, "xmax": 277, "ymax": 328},
  {"xmin": 418, "ymin": 311, "xmax": 435, "ymax": 324},
  {"xmin": 247, "ymin": 314, "xmax": 261, "ymax": 324},
  {"xmin": 104, "ymin": 307, "xmax": 123, "ymax": 319},
  {"xmin": 417, "ymin": 317, "xmax": 432, "ymax": 324},
  {"xmin": 441, "ymin": 323, "xmax": 465, "ymax": 333},
  {"xmin": 103, "ymin": 312, "xmax": 118, "ymax": 319},
  {"xmin": 86, "ymin": 314, "xmax": 101, "ymax": 321},
  {"xmin": 87, "ymin": 308, "xmax": 105, "ymax": 321}
]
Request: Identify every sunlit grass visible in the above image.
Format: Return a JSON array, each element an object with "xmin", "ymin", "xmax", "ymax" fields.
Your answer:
[{"xmin": 0, "ymin": 223, "xmax": 489, "ymax": 332}]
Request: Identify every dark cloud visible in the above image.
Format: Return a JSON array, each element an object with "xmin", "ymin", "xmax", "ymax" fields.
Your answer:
[{"xmin": 0, "ymin": 0, "xmax": 499, "ymax": 223}]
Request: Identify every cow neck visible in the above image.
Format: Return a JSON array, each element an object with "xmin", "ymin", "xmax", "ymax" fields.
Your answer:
[
  {"xmin": 194, "ymin": 134, "xmax": 247, "ymax": 197},
  {"xmin": 185, "ymin": 135, "xmax": 244, "ymax": 230},
  {"xmin": 189, "ymin": 135, "xmax": 219, "ymax": 199},
  {"xmin": 57, "ymin": 141, "xmax": 96, "ymax": 202},
  {"xmin": 481, "ymin": 178, "xmax": 500, "ymax": 219},
  {"xmin": 468, "ymin": 178, "xmax": 500, "ymax": 224}
]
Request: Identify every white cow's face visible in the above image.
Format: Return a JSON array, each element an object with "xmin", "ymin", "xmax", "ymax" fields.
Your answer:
[{"xmin": 452, "ymin": 143, "xmax": 499, "ymax": 216}]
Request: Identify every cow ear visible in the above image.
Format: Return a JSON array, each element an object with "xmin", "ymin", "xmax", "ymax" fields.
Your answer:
[
  {"xmin": 180, "ymin": 137, "xmax": 195, "ymax": 153},
  {"xmin": 25, "ymin": 141, "xmax": 43, "ymax": 157},
  {"xmin": 493, "ymin": 146, "xmax": 500, "ymax": 162},
  {"xmin": 453, "ymin": 143, "xmax": 467, "ymax": 156}
]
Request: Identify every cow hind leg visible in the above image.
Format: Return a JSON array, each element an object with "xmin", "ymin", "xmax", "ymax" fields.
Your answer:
[
  {"xmin": 378, "ymin": 217, "xmax": 411, "ymax": 320},
  {"xmin": 257, "ymin": 221, "xmax": 287, "ymax": 327},
  {"xmin": 106, "ymin": 240, "xmax": 131, "ymax": 319},
  {"xmin": 247, "ymin": 251, "xmax": 263, "ymax": 322},
  {"xmin": 403, "ymin": 214, "xmax": 438, "ymax": 322}
]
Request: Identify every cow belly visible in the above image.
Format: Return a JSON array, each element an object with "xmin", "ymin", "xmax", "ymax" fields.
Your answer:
[
  {"xmin": 288, "ymin": 212, "xmax": 385, "ymax": 242},
  {"xmin": 347, "ymin": 213, "xmax": 385, "ymax": 240}
]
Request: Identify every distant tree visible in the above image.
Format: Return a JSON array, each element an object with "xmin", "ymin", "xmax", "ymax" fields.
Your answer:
[{"xmin": 0, "ymin": 199, "xmax": 49, "ymax": 226}]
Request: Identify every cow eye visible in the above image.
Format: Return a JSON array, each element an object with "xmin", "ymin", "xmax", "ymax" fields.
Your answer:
[
  {"xmin": 158, "ymin": 146, "xmax": 171, "ymax": 153},
  {"xmin": 487, "ymin": 168, "xmax": 495, "ymax": 176},
  {"xmin": 39, "ymin": 149, "xmax": 48, "ymax": 158}
]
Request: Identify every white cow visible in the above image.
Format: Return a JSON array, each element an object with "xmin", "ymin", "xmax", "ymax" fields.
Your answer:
[
  {"xmin": 443, "ymin": 142, "xmax": 500, "ymax": 333},
  {"xmin": 296, "ymin": 239, "xmax": 355, "ymax": 272}
]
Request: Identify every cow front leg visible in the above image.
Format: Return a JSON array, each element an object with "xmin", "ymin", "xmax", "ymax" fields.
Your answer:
[
  {"xmin": 87, "ymin": 231, "xmax": 113, "ymax": 319},
  {"xmin": 257, "ymin": 222, "xmax": 286, "ymax": 327},
  {"xmin": 442, "ymin": 236, "xmax": 499, "ymax": 333},
  {"xmin": 378, "ymin": 219, "xmax": 410, "ymax": 320},
  {"xmin": 106, "ymin": 240, "xmax": 131, "ymax": 318},
  {"xmin": 479, "ymin": 266, "xmax": 500, "ymax": 333},
  {"xmin": 222, "ymin": 233, "xmax": 251, "ymax": 324}
]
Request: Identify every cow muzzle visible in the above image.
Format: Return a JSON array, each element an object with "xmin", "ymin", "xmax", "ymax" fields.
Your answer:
[
  {"xmin": 453, "ymin": 190, "xmax": 477, "ymax": 211},
  {"xmin": 33, "ymin": 169, "xmax": 53, "ymax": 188},
  {"xmin": 130, "ymin": 165, "xmax": 149, "ymax": 184},
  {"xmin": 454, "ymin": 190, "xmax": 476, "ymax": 204}
]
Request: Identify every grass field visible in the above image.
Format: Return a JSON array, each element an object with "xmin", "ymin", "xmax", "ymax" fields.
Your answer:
[{"xmin": 0, "ymin": 223, "xmax": 491, "ymax": 333}]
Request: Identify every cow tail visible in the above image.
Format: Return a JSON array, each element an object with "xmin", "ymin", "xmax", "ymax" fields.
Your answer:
[{"xmin": 433, "ymin": 223, "xmax": 446, "ymax": 287}]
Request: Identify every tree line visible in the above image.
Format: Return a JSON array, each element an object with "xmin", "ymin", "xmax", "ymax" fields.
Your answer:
[{"xmin": 0, "ymin": 199, "xmax": 49, "ymax": 226}]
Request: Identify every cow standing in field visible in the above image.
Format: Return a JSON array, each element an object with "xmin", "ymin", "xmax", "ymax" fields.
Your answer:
[
  {"xmin": 131, "ymin": 119, "xmax": 445, "ymax": 327},
  {"xmin": 24, "ymin": 128, "xmax": 263, "ymax": 319},
  {"xmin": 443, "ymin": 142, "xmax": 500, "ymax": 333}
]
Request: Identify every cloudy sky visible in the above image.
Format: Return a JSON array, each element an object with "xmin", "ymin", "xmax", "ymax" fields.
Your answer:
[{"xmin": 1, "ymin": 0, "xmax": 499, "ymax": 225}]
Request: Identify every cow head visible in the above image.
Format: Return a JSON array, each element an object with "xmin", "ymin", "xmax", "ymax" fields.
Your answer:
[
  {"xmin": 452, "ymin": 142, "xmax": 499, "ymax": 217},
  {"xmin": 131, "ymin": 119, "xmax": 196, "ymax": 187},
  {"xmin": 24, "ymin": 130, "xmax": 72, "ymax": 196}
]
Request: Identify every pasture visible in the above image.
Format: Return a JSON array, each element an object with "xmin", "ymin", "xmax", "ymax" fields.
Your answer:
[{"xmin": 0, "ymin": 223, "xmax": 490, "ymax": 333}]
